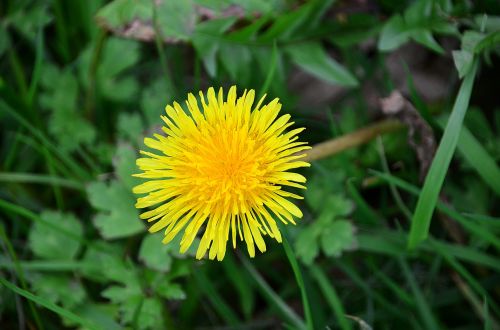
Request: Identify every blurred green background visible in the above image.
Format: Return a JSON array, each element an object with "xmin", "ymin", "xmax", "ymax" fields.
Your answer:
[{"xmin": 1, "ymin": 0, "xmax": 500, "ymax": 329}]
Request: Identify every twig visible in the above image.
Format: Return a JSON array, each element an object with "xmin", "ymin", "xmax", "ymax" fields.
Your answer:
[{"xmin": 303, "ymin": 119, "xmax": 403, "ymax": 162}]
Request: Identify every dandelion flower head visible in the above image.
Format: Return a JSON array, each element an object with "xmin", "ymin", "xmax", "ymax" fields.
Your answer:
[{"xmin": 133, "ymin": 86, "xmax": 310, "ymax": 260}]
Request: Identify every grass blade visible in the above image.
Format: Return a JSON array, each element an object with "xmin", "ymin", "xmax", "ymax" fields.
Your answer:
[
  {"xmin": 0, "ymin": 277, "xmax": 98, "ymax": 329},
  {"xmin": 192, "ymin": 269, "xmax": 240, "ymax": 326},
  {"xmin": 310, "ymin": 265, "xmax": 352, "ymax": 330},
  {"xmin": 241, "ymin": 256, "xmax": 306, "ymax": 329},
  {"xmin": 452, "ymin": 123, "xmax": 500, "ymax": 196},
  {"xmin": 221, "ymin": 254, "xmax": 255, "ymax": 319},
  {"xmin": 371, "ymin": 170, "xmax": 500, "ymax": 251},
  {"xmin": 258, "ymin": 41, "xmax": 278, "ymax": 100},
  {"xmin": 0, "ymin": 225, "xmax": 44, "ymax": 330},
  {"xmin": 399, "ymin": 258, "xmax": 440, "ymax": 329},
  {"xmin": 408, "ymin": 61, "xmax": 478, "ymax": 249},
  {"xmin": 431, "ymin": 240, "xmax": 500, "ymax": 317},
  {"xmin": 0, "ymin": 100, "xmax": 90, "ymax": 181},
  {"xmin": 282, "ymin": 234, "xmax": 314, "ymax": 330},
  {"xmin": 0, "ymin": 172, "xmax": 83, "ymax": 190}
]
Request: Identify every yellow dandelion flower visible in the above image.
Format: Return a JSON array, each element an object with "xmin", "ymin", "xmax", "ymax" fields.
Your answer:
[{"xmin": 133, "ymin": 86, "xmax": 310, "ymax": 261}]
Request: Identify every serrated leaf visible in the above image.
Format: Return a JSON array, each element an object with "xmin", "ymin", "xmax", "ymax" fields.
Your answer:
[
  {"xmin": 102, "ymin": 283, "xmax": 164, "ymax": 329},
  {"xmin": 141, "ymin": 78, "xmax": 171, "ymax": 126},
  {"xmin": 28, "ymin": 274, "xmax": 86, "ymax": 310},
  {"xmin": 9, "ymin": 3, "xmax": 52, "ymax": 41},
  {"xmin": 320, "ymin": 220, "xmax": 357, "ymax": 257},
  {"xmin": 96, "ymin": 0, "xmax": 150, "ymax": 29},
  {"xmin": 87, "ymin": 181, "xmax": 144, "ymax": 239},
  {"xmin": 97, "ymin": 38, "xmax": 140, "ymax": 101},
  {"xmin": 305, "ymin": 173, "xmax": 350, "ymax": 213},
  {"xmin": 324, "ymin": 195, "xmax": 355, "ymax": 218},
  {"xmin": 40, "ymin": 66, "xmax": 96, "ymax": 152},
  {"xmin": 136, "ymin": 298, "xmax": 164, "ymax": 329},
  {"xmin": 156, "ymin": 282, "xmax": 186, "ymax": 300},
  {"xmin": 156, "ymin": 0, "xmax": 195, "ymax": 40},
  {"xmin": 295, "ymin": 226, "xmax": 320, "ymax": 265},
  {"xmin": 96, "ymin": 0, "xmax": 195, "ymax": 43},
  {"xmin": 139, "ymin": 234, "xmax": 174, "ymax": 272},
  {"xmin": 28, "ymin": 211, "xmax": 83, "ymax": 260},
  {"xmin": 113, "ymin": 144, "xmax": 142, "ymax": 191},
  {"xmin": 286, "ymin": 42, "xmax": 358, "ymax": 87},
  {"xmin": 117, "ymin": 112, "xmax": 144, "ymax": 144},
  {"xmin": 81, "ymin": 241, "xmax": 133, "ymax": 283},
  {"xmin": 78, "ymin": 303, "xmax": 121, "ymax": 330}
]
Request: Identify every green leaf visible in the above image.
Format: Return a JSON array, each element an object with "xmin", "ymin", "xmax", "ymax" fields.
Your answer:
[
  {"xmin": 9, "ymin": 3, "xmax": 52, "ymax": 41},
  {"xmin": 297, "ymin": 196, "xmax": 355, "ymax": 264},
  {"xmin": 378, "ymin": 15, "xmax": 410, "ymax": 51},
  {"xmin": 117, "ymin": 113, "xmax": 143, "ymax": 144},
  {"xmin": 113, "ymin": 144, "xmax": 142, "ymax": 191},
  {"xmin": 320, "ymin": 220, "xmax": 357, "ymax": 257},
  {"xmin": 141, "ymin": 78, "xmax": 171, "ymax": 126},
  {"xmin": 103, "ymin": 281, "xmax": 164, "ymax": 329},
  {"xmin": 286, "ymin": 42, "xmax": 358, "ymax": 87},
  {"xmin": 192, "ymin": 18, "xmax": 237, "ymax": 77},
  {"xmin": 40, "ymin": 66, "xmax": 96, "ymax": 152},
  {"xmin": 461, "ymin": 31, "xmax": 485, "ymax": 52},
  {"xmin": 87, "ymin": 181, "xmax": 144, "ymax": 239},
  {"xmin": 97, "ymin": 0, "xmax": 195, "ymax": 41},
  {"xmin": 138, "ymin": 233, "xmax": 173, "ymax": 272},
  {"xmin": 135, "ymin": 298, "xmax": 164, "ymax": 329},
  {"xmin": 155, "ymin": 0, "xmax": 195, "ymax": 41},
  {"xmin": 81, "ymin": 241, "xmax": 132, "ymax": 283},
  {"xmin": 327, "ymin": 195, "xmax": 355, "ymax": 218},
  {"xmin": 219, "ymin": 43, "xmax": 252, "ymax": 83},
  {"xmin": 306, "ymin": 177, "xmax": 353, "ymax": 215},
  {"xmin": 96, "ymin": 38, "xmax": 140, "ymax": 101},
  {"xmin": 295, "ymin": 226, "xmax": 320, "ymax": 265},
  {"xmin": 259, "ymin": 0, "xmax": 332, "ymax": 42},
  {"xmin": 452, "ymin": 50, "xmax": 474, "ymax": 78},
  {"xmin": 442, "ymin": 120, "xmax": 500, "ymax": 197},
  {"xmin": 411, "ymin": 29, "xmax": 444, "ymax": 54},
  {"xmin": 156, "ymin": 282, "xmax": 186, "ymax": 300},
  {"xmin": 78, "ymin": 303, "xmax": 121, "ymax": 330},
  {"xmin": 408, "ymin": 60, "xmax": 477, "ymax": 249},
  {"xmin": 28, "ymin": 211, "xmax": 83, "ymax": 260},
  {"xmin": 475, "ymin": 31, "xmax": 500, "ymax": 54},
  {"xmin": 95, "ymin": 0, "xmax": 151, "ymax": 30},
  {"xmin": 28, "ymin": 274, "xmax": 86, "ymax": 310}
]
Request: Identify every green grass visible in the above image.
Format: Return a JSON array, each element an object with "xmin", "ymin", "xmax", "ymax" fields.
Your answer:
[
  {"xmin": 1, "ymin": 0, "xmax": 499, "ymax": 329},
  {"xmin": 408, "ymin": 61, "xmax": 478, "ymax": 249},
  {"xmin": 0, "ymin": 277, "xmax": 98, "ymax": 330}
]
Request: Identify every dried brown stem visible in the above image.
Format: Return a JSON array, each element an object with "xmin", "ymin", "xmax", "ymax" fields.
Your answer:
[{"xmin": 303, "ymin": 119, "xmax": 404, "ymax": 162}]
